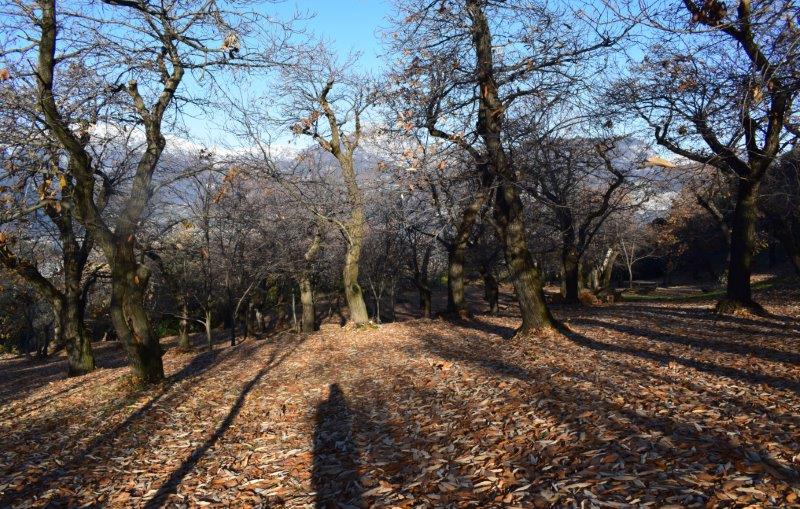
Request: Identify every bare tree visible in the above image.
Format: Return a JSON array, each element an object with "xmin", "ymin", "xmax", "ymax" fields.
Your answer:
[
  {"xmin": 611, "ymin": 0, "xmax": 800, "ymax": 313},
  {"xmin": 3, "ymin": 0, "xmax": 292, "ymax": 383},
  {"xmin": 521, "ymin": 134, "xmax": 652, "ymax": 303},
  {"xmin": 276, "ymin": 51, "xmax": 375, "ymax": 326},
  {"xmin": 389, "ymin": 0, "xmax": 623, "ymax": 333}
]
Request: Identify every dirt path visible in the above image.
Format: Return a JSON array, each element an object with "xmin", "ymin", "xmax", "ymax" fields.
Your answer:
[{"xmin": 1, "ymin": 287, "xmax": 799, "ymax": 508}]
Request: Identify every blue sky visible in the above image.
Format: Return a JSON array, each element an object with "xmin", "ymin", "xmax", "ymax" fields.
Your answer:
[
  {"xmin": 275, "ymin": 0, "xmax": 391, "ymax": 71},
  {"xmin": 180, "ymin": 0, "xmax": 393, "ymax": 146}
]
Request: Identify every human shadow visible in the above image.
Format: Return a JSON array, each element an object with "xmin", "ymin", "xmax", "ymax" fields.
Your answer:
[{"xmin": 312, "ymin": 383, "xmax": 364, "ymax": 509}]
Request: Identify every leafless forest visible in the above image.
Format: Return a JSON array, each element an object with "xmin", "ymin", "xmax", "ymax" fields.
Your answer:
[{"xmin": 1, "ymin": 0, "xmax": 799, "ymax": 507}]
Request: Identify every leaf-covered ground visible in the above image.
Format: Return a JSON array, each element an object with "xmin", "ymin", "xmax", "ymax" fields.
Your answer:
[{"xmin": 1, "ymin": 286, "xmax": 799, "ymax": 508}]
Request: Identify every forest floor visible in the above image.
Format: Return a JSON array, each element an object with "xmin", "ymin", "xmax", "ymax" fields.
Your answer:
[{"xmin": 1, "ymin": 283, "xmax": 799, "ymax": 508}]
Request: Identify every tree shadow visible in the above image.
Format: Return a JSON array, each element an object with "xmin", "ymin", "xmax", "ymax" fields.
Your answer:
[
  {"xmin": 311, "ymin": 383, "xmax": 363, "ymax": 509},
  {"xmin": 144, "ymin": 337, "xmax": 303, "ymax": 507},
  {"xmin": 0, "ymin": 337, "xmax": 278, "ymax": 507},
  {"xmin": 614, "ymin": 304, "xmax": 800, "ymax": 340},
  {"xmin": 558, "ymin": 326, "xmax": 800, "ymax": 394},
  {"xmin": 412, "ymin": 323, "xmax": 800, "ymax": 489},
  {"xmin": 467, "ymin": 316, "xmax": 517, "ymax": 339},
  {"xmin": 0, "ymin": 341, "xmax": 129, "ymax": 406},
  {"xmin": 573, "ymin": 316, "xmax": 800, "ymax": 365}
]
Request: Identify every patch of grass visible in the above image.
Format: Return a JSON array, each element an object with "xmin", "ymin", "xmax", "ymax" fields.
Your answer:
[{"xmin": 621, "ymin": 279, "xmax": 776, "ymax": 302}]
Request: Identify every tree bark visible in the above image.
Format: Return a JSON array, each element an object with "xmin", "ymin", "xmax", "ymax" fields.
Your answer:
[
  {"xmin": 446, "ymin": 245, "xmax": 467, "ymax": 316},
  {"xmin": 109, "ymin": 253, "xmax": 163, "ymax": 384},
  {"xmin": 718, "ymin": 178, "xmax": 762, "ymax": 313},
  {"xmin": 62, "ymin": 298, "xmax": 94, "ymax": 376},
  {"xmin": 562, "ymin": 245, "xmax": 580, "ymax": 305},
  {"xmin": 299, "ymin": 276, "xmax": 316, "ymax": 333},
  {"xmin": 483, "ymin": 271, "xmax": 499, "ymax": 314},
  {"xmin": 341, "ymin": 165, "xmax": 370, "ymax": 326},
  {"xmin": 299, "ymin": 222, "xmax": 321, "ymax": 332},
  {"xmin": 204, "ymin": 310, "xmax": 213, "ymax": 350},
  {"xmin": 493, "ymin": 184, "xmax": 556, "ymax": 331},
  {"xmin": 178, "ymin": 299, "xmax": 190, "ymax": 350},
  {"xmin": 600, "ymin": 248, "xmax": 618, "ymax": 291},
  {"xmin": 418, "ymin": 286, "xmax": 433, "ymax": 318},
  {"xmin": 467, "ymin": 0, "xmax": 556, "ymax": 333},
  {"xmin": 445, "ymin": 185, "xmax": 489, "ymax": 316}
]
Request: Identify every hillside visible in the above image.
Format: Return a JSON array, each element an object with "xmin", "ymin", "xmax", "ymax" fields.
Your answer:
[{"xmin": 1, "ymin": 287, "xmax": 799, "ymax": 508}]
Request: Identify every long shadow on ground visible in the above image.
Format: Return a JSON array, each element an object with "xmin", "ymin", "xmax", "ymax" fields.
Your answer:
[{"xmin": 311, "ymin": 383, "xmax": 363, "ymax": 509}]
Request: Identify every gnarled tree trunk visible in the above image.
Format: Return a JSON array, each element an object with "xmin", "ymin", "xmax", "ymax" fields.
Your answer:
[
  {"xmin": 108, "ymin": 251, "xmax": 163, "ymax": 384},
  {"xmin": 467, "ymin": 0, "xmax": 556, "ymax": 333},
  {"xmin": 493, "ymin": 182, "xmax": 556, "ymax": 332}
]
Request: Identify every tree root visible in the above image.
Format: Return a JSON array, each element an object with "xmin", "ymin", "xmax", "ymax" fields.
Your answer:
[{"xmin": 715, "ymin": 298, "xmax": 768, "ymax": 317}]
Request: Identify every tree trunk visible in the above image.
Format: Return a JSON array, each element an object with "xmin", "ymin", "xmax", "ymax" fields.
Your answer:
[
  {"xmin": 718, "ymin": 179, "xmax": 762, "ymax": 313},
  {"xmin": 389, "ymin": 280, "xmax": 396, "ymax": 322},
  {"xmin": 255, "ymin": 308, "xmax": 264, "ymax": 333},
  {"xmin": 62, "ymin": 298, "xmax": 95, "ymax": 376},
  {"xmin": 493, "ymin": 184, "xmax": 556, "ymax": 332},
  {"xmin": 108, "ymin": 251, "xmax": 164, "ymax": 384},
  {"xmin": 245, "ymin": 301, "xmax": 254, "ymax": 337},
  {"xmin": 204, "ymin": 310, "xmax": 213, "ymax": 350},
  {"xmin": 445, "ymin": 186, "xmax": 488, "ymax": 316},
  {"xmin": 419, "ymin": 286, "xmax": 432, "ymax": 318},
  {"xmin": 627, "ymin": 263, "xmax": 634, "ymax": 289},
  {"xmin": 600, "ymin": 248, "xmax": 618, "ymax": 290},
  {"xmin": 446, "ymin": 245, "xmax": 468, "ymax": 316},
  {"xmin": 177, "ymin": 299, "xmax": 190, "ymax": 350},
  {"xmin": 483, "ymin": 271, "xmax": 499, "ymax": 314},
  {"xmin": 51, "ymin": 304, "xmax": 64, "ymax": 354},
  {"xmin": 562, "ymin": 246, "xmax": 580, "ymax": 305},
  {"xmin": 343, "ymin": 230, "xmax": 370, "ymax": 326},
  {"xmin": 299, "ymin": 276, "xmax": 316, "ymax": 333},
  {"xmin": 467, "ymin": 0, "xmax": 556, "ymax": 333}
]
